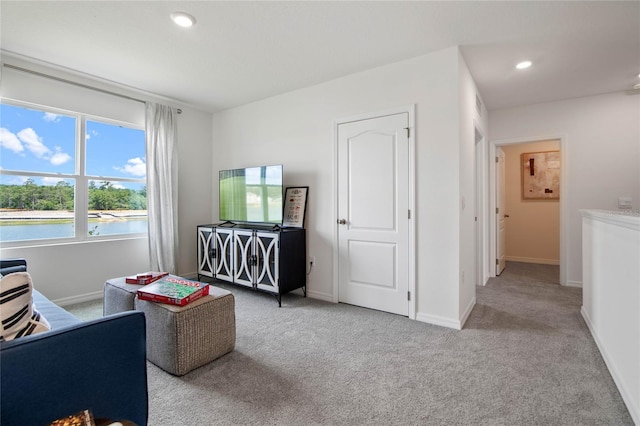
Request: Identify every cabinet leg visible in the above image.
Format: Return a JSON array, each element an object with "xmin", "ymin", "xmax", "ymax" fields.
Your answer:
[{"xmin": 268, "ymin": 292, "xmax": 282, "ymax": 307}]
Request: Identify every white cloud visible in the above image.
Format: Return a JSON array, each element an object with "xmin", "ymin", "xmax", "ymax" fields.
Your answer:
[
  {"xmin": 50, "ymin": 147, "xmax": 72, "ymax": 166},
  {"xmin": 116, "ymin": 157, "xmax": 146, "ymax": 177},
  {"xmin": 17, "ymin": 128, "xmax": 52, "ymax": 158},
  {"xmin": 85, "ymin": 129, "xmax": 98, "ymax": 141},
  {"xmin": 5, "ymin": 175, "xmax": 30, "ymax": 185},
  {"xmin": 0, "ymin": 128, "xmax": 24, "ymax": 154},
  {"xmin": 3, "ymin": 128, "xmax": 71, "ymax": 168},
  {"xmin": 43, "ymin": 113, "xmax": 61, "ymax": 123},
  {"xmin": 41, "ymin": 177, "xmax": 67, "ymax": 186}
]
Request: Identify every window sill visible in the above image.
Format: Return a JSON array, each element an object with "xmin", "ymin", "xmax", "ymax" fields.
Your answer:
[{"xmin": 1, "ymin": 234, "xmax": 148, "ymax": 250}]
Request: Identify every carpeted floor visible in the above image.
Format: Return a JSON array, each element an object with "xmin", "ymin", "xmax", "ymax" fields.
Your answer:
[{"xmin": 67, "ymin": 262, "xmax": 633, "ymax": 425}]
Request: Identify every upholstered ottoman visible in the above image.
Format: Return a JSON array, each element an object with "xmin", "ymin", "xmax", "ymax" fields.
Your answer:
[
  {"xmin": 134, "ymin": 286, "xmax": 236, "ymax": 376},
  {"xmin": 103, "ymin": 277, "xmax": 140, "ymax": 315}
]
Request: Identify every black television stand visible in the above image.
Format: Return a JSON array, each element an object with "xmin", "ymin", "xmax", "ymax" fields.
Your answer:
[
  {"xmin": 196, "ymin": 223, "xmax": 306, "ymax": 307},
  {"xmin": 216, "ymin": 221, "xmax": 237, "ymax": 228}
]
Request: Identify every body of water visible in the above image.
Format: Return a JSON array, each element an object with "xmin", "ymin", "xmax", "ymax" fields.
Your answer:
[{"xmin": 0, "ymin": 219, "xmax": 148, "ymax": 242}]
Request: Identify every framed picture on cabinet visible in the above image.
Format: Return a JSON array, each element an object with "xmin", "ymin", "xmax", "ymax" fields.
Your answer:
[{"xmin": 283, "ymin": 186, "xmax": 308, "ymax": 228}]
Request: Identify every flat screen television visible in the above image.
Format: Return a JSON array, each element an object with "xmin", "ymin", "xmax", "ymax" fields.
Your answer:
[{"xmin": 219, "ymin": 164, "xmax": 283, "ymax": 225}]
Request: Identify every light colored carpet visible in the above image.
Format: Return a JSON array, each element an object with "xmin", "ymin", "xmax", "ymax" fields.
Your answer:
[{"xmin": 67, "ymin": 262, "xmax": 632, "ymax": 425}]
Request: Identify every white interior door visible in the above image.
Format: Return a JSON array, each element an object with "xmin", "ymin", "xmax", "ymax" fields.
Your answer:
[
  {"xmin": 337, "ymin": 113, "xmax": 409, "ymax": 316},
  {"xmin": 496, "ymin": 147, "xmax": 506, "ymax": 275}
]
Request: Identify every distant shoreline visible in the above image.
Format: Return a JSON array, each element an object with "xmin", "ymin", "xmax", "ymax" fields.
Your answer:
[{"xmin": 0, "ymin": 210, "xmax": 148, "ymax": 221}]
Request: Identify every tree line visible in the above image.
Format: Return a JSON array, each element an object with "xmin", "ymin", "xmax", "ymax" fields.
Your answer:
[{"xmin": 0, "ymin": 179, "xmax": 147, "ymax": 211}]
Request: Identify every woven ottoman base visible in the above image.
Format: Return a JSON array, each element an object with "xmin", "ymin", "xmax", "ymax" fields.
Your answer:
[
  {"xmin": 103, "ymin": 277, "xmax": 140, "ymax": 315},
  {"xmin": 134, "ymin": 286, "xmax": 236, "ymax": 376}
]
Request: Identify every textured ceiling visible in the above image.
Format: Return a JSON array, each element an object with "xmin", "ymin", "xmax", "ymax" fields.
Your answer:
[{"xmin": 1, "ymin": 1, "xmax": 638, "ymax": 113}]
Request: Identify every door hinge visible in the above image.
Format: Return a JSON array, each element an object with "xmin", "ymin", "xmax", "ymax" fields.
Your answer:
[
  {"xmin": 405, "ymin": 127, "xmax": 410, "ymax": 138},
  {"xmin": 496, "ymin": 207, "xmax": 499, "ymax": 214},
  {"xmin": 475, "ymin": 216, "xmax": 477, "ymax": 222},
  {"xmin": 408, "ymin": 209, "xmax": 411, "ymax": 219},
  {"xmin": 495, "ymin": 156, "xmax": 499, "ymax": 163},
  {"xmin": 407, "ymin": 291, "xmax": 411, "ymax": 301},
  {"xmin": 496, "ymin": 259, "xmax": 499, "ymax": 265}
]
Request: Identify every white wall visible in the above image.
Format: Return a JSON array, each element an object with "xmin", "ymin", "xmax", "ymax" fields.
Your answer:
[
  {"xmin": 489, "ymin": 91, "xmax": 640, "ymax": 286},
  {"xmin": 175, "ymin": 108, "xmax": 214, "ymax": 276},
  {"xmin": 212, "ymin": 46, "xmax": 480, "ymax": 328},
  {"xmin": 458, "ymin": 51, "xmax": 489, "ymax": 322},
  {"xmin": 0, "ymin": 55, "xmax": 213, "ymax": 304},
  {"xmin": 0, "ymin": 238, "xmax": 149, "ymax": 303}
]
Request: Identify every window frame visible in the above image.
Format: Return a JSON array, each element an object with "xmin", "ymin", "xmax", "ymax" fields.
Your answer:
[{"xmin": 0, "ymin": 98, "xmax": 147, "ymax": 247}]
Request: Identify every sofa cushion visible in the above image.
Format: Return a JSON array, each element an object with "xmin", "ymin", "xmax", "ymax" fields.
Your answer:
[
  {"xmin": 0, "ymin": 272, "xmax": 51, "ymax": 341},
  {"xmin": 32, "ymin": 290, "xmax": 82, "ymax": 329},
  {"xmin": 0, "ymin": 260, "xmax": 27, "ymax": 276}
]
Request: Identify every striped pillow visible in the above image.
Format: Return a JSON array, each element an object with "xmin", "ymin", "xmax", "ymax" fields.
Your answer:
[{"xmin": 0, "ymin": 272, "xmax": 50, "ymax": 341}]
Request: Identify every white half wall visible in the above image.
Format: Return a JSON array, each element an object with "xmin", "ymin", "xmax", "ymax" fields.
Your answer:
[
  {"xmin": 581, "ymin": 210, "xmax": 640, "ymax": 425},
  {"xmin": 489, "ymin": 91, "xmax": 640, "ymax": 286}
]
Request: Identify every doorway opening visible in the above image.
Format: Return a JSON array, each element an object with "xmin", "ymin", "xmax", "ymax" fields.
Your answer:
[{"xmin": 489, "ymin": 136, "xmax": 566, "ymax": 286}]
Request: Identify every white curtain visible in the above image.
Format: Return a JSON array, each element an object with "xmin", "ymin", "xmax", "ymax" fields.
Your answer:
[{"xmin": 145, "ymin": 102, "xmax": 178, "ymax": 273}]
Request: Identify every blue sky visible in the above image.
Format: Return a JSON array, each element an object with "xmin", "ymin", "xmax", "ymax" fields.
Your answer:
[{"xmin": 0, "ymin": 103, "xmax": 145, "ymax": 189}]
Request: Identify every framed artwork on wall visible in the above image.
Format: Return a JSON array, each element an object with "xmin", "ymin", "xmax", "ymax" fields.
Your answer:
[
  {"xmin": 283, "ymin": 186, "xmax": 308, "ymax": 228},
  {"xmin": 522, "ymin": 151, "xmax": 560, "ymax": 200}
]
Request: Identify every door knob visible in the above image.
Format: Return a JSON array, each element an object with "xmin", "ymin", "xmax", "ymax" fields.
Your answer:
[
  {"xmin": 337, "ymin": 219, "xmax": 347, "ymax": 225},
  {"xmin": 504, "ymin": 214, "xmax": 510, "ymax": 218}
]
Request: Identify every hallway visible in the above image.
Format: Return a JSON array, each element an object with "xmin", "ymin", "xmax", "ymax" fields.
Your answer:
[
  {"xmin": 496, "ymin": 261, "xmax": 560, "ymax": 285},
  {"xmin": 469, "ymin": 260, "xmax": 632, "ymax": 423}
]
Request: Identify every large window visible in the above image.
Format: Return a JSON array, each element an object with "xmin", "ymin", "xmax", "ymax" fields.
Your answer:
[{"xmin": 0, "ymin": 101, "xmax": 147, "ymax": 243}]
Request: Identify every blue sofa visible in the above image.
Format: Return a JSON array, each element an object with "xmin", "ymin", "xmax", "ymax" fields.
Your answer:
[{"xmin": 0, "ymin": 259, "xmax": 149, "ymax": 425}]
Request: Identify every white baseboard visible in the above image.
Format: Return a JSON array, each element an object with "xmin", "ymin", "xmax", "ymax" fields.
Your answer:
[
  {"xmin": 415, "ymin": 298, "xmax": 476, "ymax": 330},
  {"xmin": 565, "ymin": 280, "xmax": 583, "ymax": 288},
  {"xmin": 53, "ymin": 290, "xmax": 103, "ymax": 307},
  {"xmin": 505, "ymin": 256, "xmax": 559, "ymax": 265},
  {"xmin": 460, "ymin": 297, "xmax": 476, "ymax": 329},
  {"xmin": 581, "ymin": 307, "xmax": 640, "ymax": 425},
  {"xmin": 416, "ymin": 312, "xmax": 462, "ymax": 330},
  {"xmin": 480, "ymin": 273, "xmax": 490, "ymax": 286},
  {"xmin": 306, "ymin": 289, "xmax": 334, "ymax": 303}
]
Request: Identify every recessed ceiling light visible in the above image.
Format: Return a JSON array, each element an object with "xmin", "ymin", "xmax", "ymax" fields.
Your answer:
[
  {"xmin": 171, "ymin": 12, "xmax": 196, "ymax": 28},
  {"xmin": 516, "ymin": 61, "xmax": 532, "ymax": 70}
]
